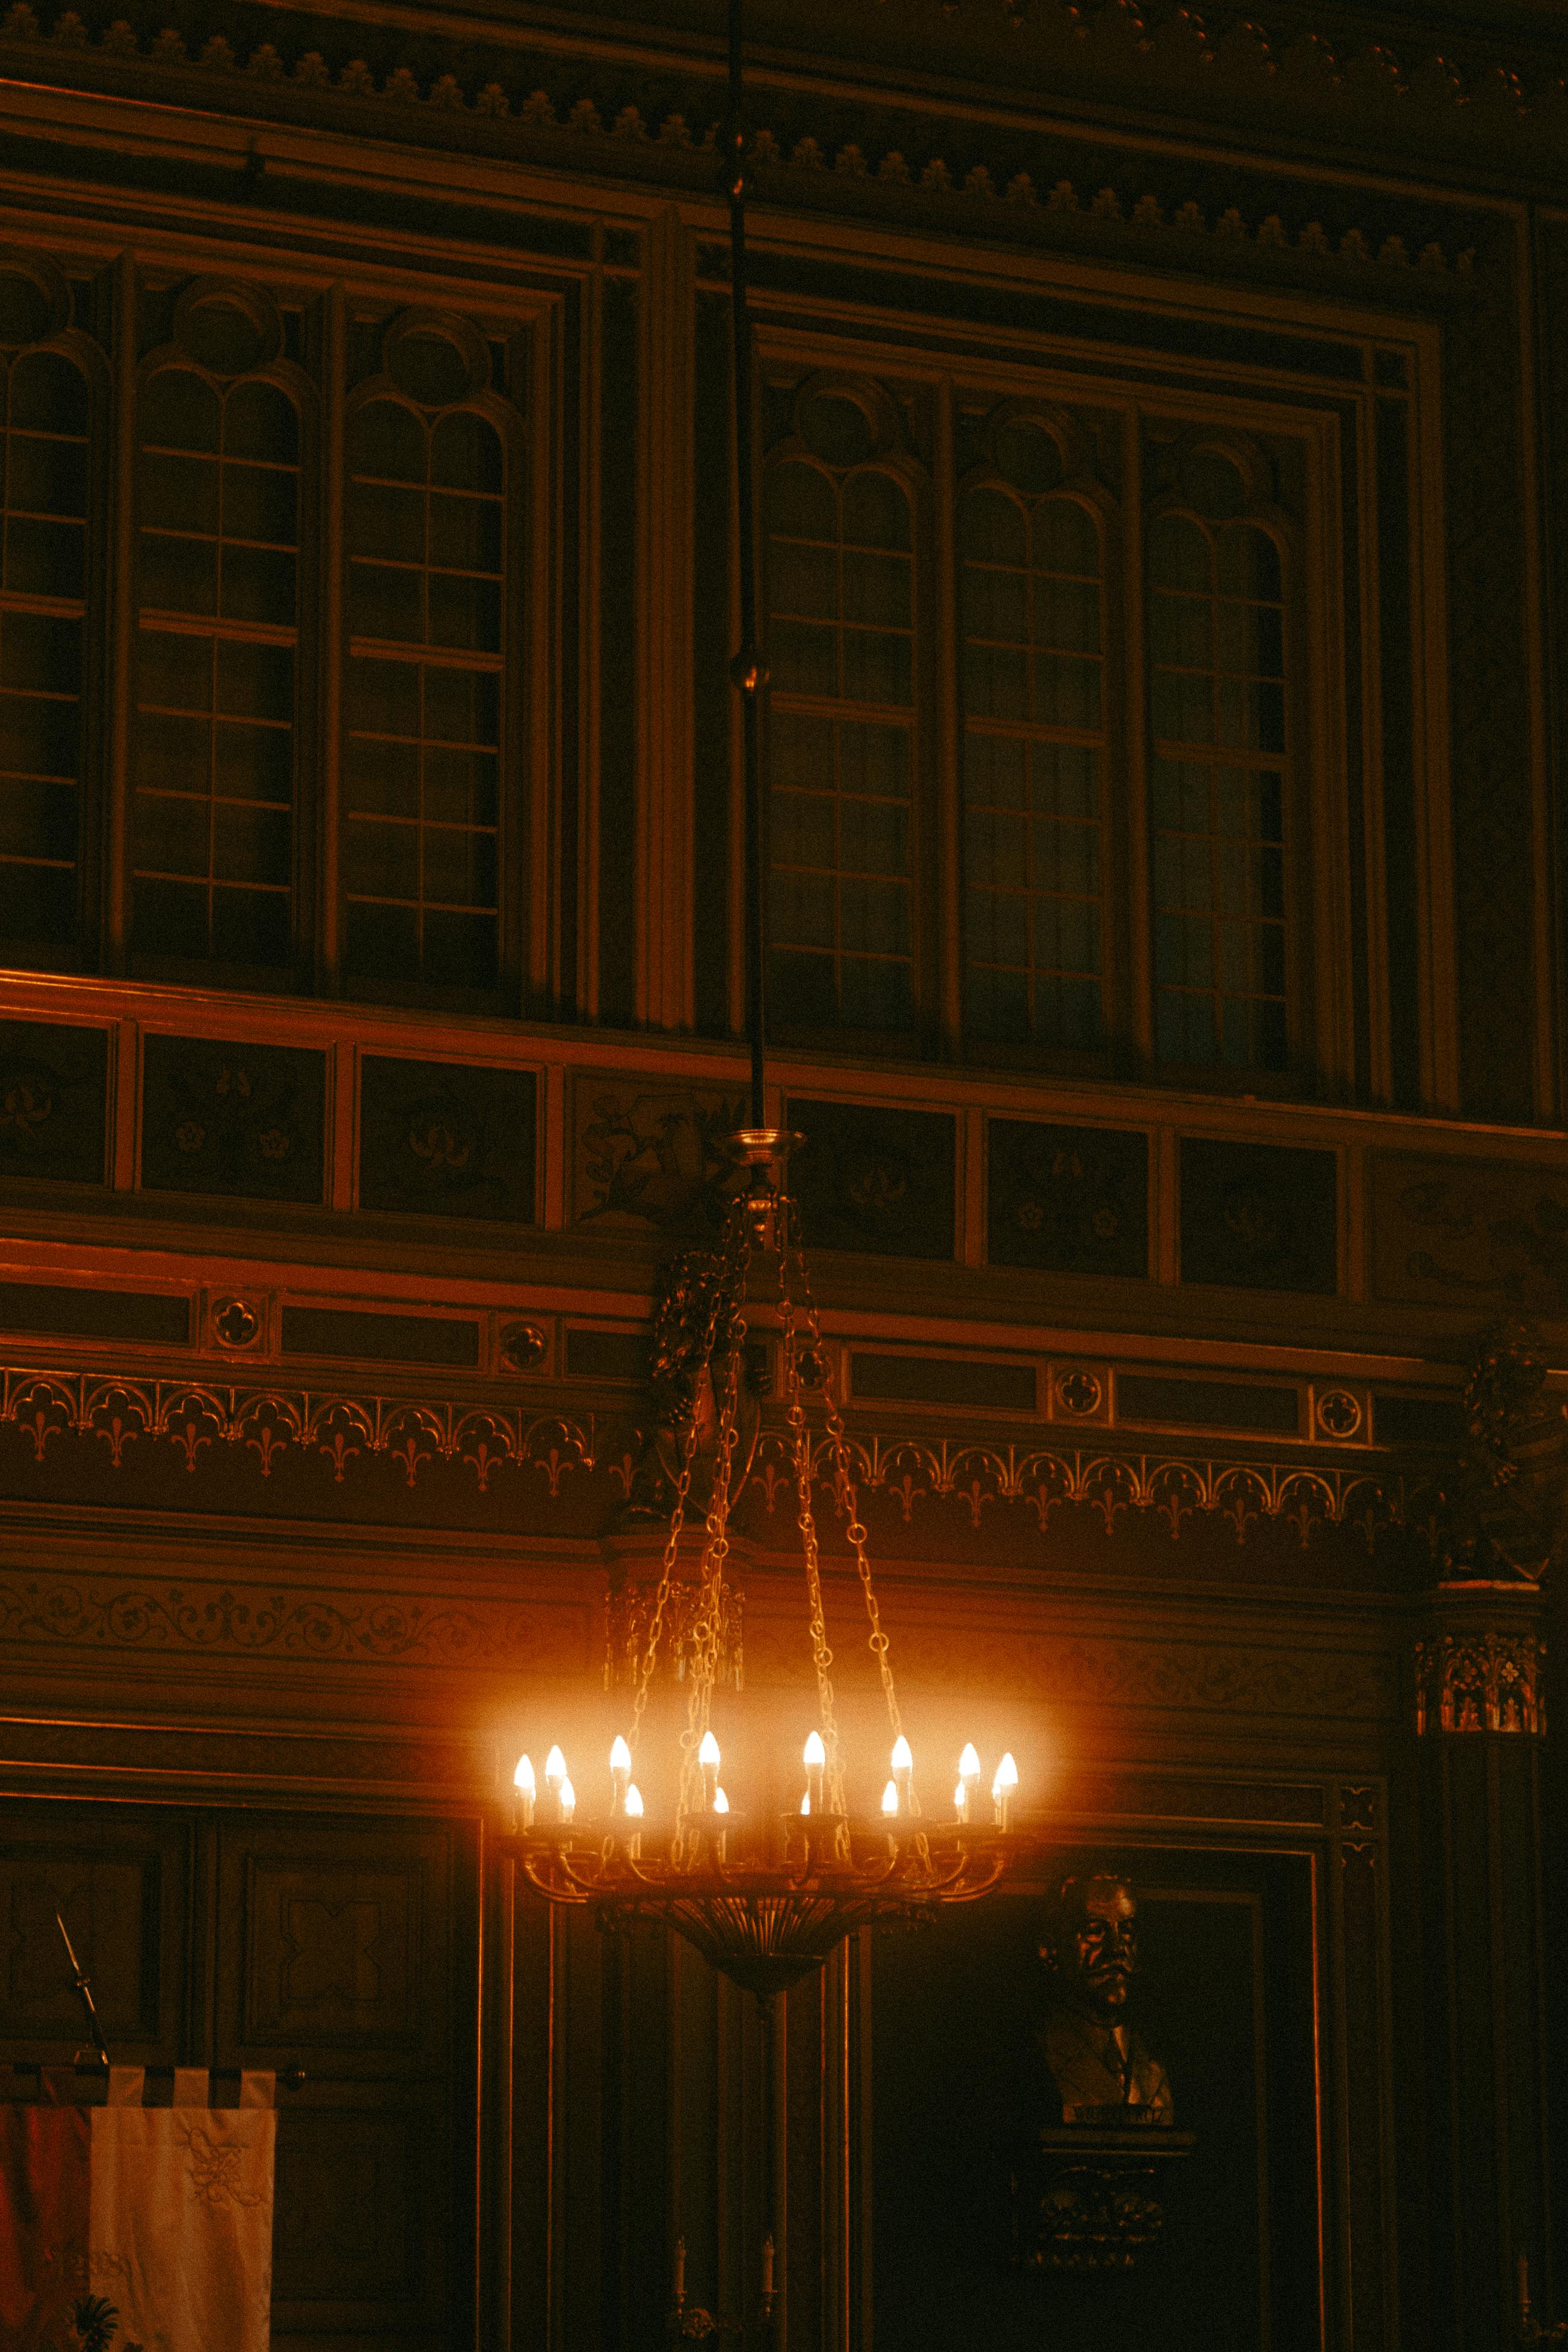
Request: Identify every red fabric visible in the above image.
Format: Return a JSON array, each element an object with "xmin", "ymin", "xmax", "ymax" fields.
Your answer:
[{"xmin": 0, "ymin": 2102, "xmax": 91, "ymax": 2350}]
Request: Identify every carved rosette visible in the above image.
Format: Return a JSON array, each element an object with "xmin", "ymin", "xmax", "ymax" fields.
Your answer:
[{"xmin": 1414, "ymin": 1592, "xmax": 1546, "ymax": 1737}]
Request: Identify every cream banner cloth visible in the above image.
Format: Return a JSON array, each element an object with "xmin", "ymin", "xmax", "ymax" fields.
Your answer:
[{"xmin": 87, "ymin": 2067, "xmax": 275, "ymax": 2352}]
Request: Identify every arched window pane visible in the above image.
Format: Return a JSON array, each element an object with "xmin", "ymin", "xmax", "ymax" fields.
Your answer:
[
  {"xmin": 344, "ymin": 393, "xmax": 506, "ymax": 997},
  {"xmin": 0, "ymin": 343, "xmax": 89, "ymax": 963},
  {"xmin": 961, "ymin": 471, "xmax": 1105, "ymax": 1054},
  {"xmin": 133, "ymin": 354, "xmax": 299, "ymax": 972},
  {"xmin": 764, "ymin": 426, "xmax": 914, "ymax": 1032},
  {"xmin": 1149, "ymin": 493, "xmax": 1290, "ymax": 1073}
]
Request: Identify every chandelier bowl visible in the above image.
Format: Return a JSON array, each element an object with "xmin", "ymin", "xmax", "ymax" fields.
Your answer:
[{"xmin": 500, "ymin": 1818, "xmax": 1023, "ymax": 1998}]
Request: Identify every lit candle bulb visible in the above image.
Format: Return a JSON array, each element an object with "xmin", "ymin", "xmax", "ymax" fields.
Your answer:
[
  {"xmin": 513, "ymin": 1753, "xmax": 535, "ymax": 1829},
  {"xmin": 800, "ymin": 1793, "xmax": 811, "ymax": 1815},
  {"xmin": 957, "ymin": 1742, "xmax": 981, "ymax": 1823},
  {"xmin": 953, "ymin": 1780, "xmax": 967, "ymax": 1819},
  {"xmin": 559, "ymin": 1775, "xmax": 577, "ymax": 1825},
  {"xmin": 712, "ymin": 1784, "xmax": 729, "ymax": 1856},
  {"xmin": 881, "ymin": 1778, "xmax": 900, "ymax": 1818},
  {"xmin": 544, "ymin": 1744, "xmax": 567, "ymax": 1818},
  {"xmin": 891, "ymin": 1734, "xmax": 913, "ymax": 1809},
  {"xmin": 610, "ymin": 1734, "xmax": 631, "ymax": 1815},
  {"xmin": 992, "ymin": 1751, "xmax": 1018, "ymax": 1830},
  {"xmin": 624, "ymin": 1782, "xmax": 644, "ymax": 1857},
  {"xmin": 803, "ymin": 1729, "xmax": 825, "ymax": 1814},
  {"xmin": 699, "ymin": 1730, "xmax": 721, "ymax": 1811}
]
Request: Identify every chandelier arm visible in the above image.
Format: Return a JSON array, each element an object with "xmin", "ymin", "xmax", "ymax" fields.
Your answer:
[{"xmin": 516, "ymin": 1852, "xmax": 591, "ymax": 1905}]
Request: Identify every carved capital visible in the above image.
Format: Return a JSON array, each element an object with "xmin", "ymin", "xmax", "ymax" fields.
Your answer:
[
  {"xmin": 604, "ymin": 1575, "xmax": 744, "ymax": 1694},
  {"xmin": 1414, "ymin": 1586, "xmax": 1546, "ymax": 1736}
]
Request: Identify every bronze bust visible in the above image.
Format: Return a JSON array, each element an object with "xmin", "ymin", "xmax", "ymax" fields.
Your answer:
[{"xmin": 1037, "ymin": 1872, "xmax": 1174, "ymax": 2126}]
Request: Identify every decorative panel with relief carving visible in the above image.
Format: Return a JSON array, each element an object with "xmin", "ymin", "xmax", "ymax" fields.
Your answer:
[
  {"xmin": 220, "ymin": 1825, "xmax": 452, "ymax": 2070},
  {"xmin": 272, "ymin": 2100, "xmax": 448, "ymax": 2338},
  {"xmin": 0, "ymin": 1808, "xmax": 186, "ymax": 2057}
]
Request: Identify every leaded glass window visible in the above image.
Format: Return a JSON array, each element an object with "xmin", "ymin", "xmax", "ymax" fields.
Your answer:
[
  {"xmin": 960, "ymin": 421, "xmax": 1105, "ymax": 1051},
  {"xmin": 764, "ymin": 387, "xmax": 915, "ymax": 1032},
  {"xmin": 132, "ymin": 297, "xmax": 299, "ymax": 972},
  {"xmin": 0, "ymin": 270, "xmax": 90, "ymax": 965},
  {"xmin": 344, "ymin": 356, "xmax": 504, "ymax": 997},
  {"xmin": 1149, "ymin": 449, "xmax": 1288, "ymax": 1071}
]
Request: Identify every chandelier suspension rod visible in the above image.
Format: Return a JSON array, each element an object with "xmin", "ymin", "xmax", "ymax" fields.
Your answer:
[{"xmin": 725, "ymin": 0, "xmax": 767, "ymax": 1135}]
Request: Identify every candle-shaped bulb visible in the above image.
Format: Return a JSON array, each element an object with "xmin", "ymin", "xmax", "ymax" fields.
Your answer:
[
  {"xmin": 514, "ymin": 1753, "xmax": 535, "ymax": 1794},
  {"xmin": 891, "ymin": 1734, "xmax": 912, "ymax": 1774},
  {"xmin": 544, "ymin": 1744, "xmax": 566, "ymax": 1788},
  {"xmin": 881, "ymin": 1778, "xmax": 899, "ymax": 1817},
  {"xmin": 958, "ymin": 1742, "xmax": 981, "ymax": 1783},
  {"xmin": 559, "ymin": 1776, "xmax": 577, "ymax": 1823},
  {"xmin": 626, "ymin": 1783, "xmax": 644, "ymax": 1818},
  {"xmin": 993, "ymin": 1751, "xmax": 1018, "ymax": 1829},
  {"xmin": 608, "ymin": 1733, "xmax": 631, "ymax": 1816},
  {"xmin": 803, "ymin": 1730, "xmax": 826, "ymax": 1768},
  {"xmin": 954, "ymin": 1780, "xmax": 967, "ymax": 1815},
  {"xmin": 699, "ymin": 1731, "xmax": 721, "ymax": 1769},
  {"xmin": 713, "ymin": 1786, "xmax": 730, "ymax": 1815},
  {"xmin": 800, "ymin": 1793, "xmax": 811, "ymax": 1814}
]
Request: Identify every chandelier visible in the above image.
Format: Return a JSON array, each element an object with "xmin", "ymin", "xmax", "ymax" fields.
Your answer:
[{"xmin": 499, "ymin": 0, "xmax": 1025, "ymax": 2007}]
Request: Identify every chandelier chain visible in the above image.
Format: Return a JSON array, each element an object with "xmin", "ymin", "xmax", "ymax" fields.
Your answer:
[
  {"xmin": 780, "ymin": 1198, "xmax": 913, "ymax": 1803},
  {"xmin": 776, "ymin": 1210, "xmax": 847, "ymax": 1817},
  {"xmin": 678, "ymin": 1301, "xmax": 746, "ymax": 1827},
  {"xmin": 629, "ymin": 1199, "xmax": 749, "ymax": 1756}
]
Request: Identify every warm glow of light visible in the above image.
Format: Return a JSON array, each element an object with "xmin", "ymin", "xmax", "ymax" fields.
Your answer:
[
  {"xmin": 514, "ymin": 1753, "xmax": 535, "ymax": 1793},
  {"xmin": 713, "ymin": 1787, "xmax": 730, "ymax": 1815},
  {"xmin": 559, "ymin": 1777, "xmax": 577, "ymax": 1821},
  {"xmin": 881, "ymin": 1779, "xmax": 899, "ymax": 1817},
  {"xmin": 804, "ymin": 1730, "xmax": 826, "ymax": 1768},
  {"xmin": 699, "ymin": 1731, "xmax": 721, "ymax": 1768},
  {"xmin": 800, "ymin": 1793, "xmax": 811, "ymax": 1814},
  {"xmin": 626, "ymin": 1784, "xmax": 644, "ymax": 1818},
  {"xmin": 993, "ymin": 1751, "xmax": 1018, "ymax": 1796},
  {"xmin": 958, "ymin": 1742, "xmax": 981, "ymax": 1781},
  {"xmin": 891, "ymin": 1735, "xmax": 912, "ymax": 1774},
  {"xmin": 610, "ymin": 1735, "xmax": 631, "ymax": 1773},
  {"xmin": 953, "ymin": 1782, "xmax": 966, "ymax": 1811},
  {"xmin": 544, "ymin": 1744, "xmax": 566, "ymax": 1786}
]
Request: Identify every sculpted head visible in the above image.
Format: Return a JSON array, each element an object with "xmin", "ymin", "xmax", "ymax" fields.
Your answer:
[{"xmin": 1039, "ymin": 1872, "xmax": 1140, "ymax": 2019}]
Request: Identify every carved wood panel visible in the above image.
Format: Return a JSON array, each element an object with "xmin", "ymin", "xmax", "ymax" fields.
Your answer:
[
  {"xmin": 0, "ymin": 1800, "xmax": 477, "ymax": 2352},
  {"xmin": 217, "ymin": 1819, "xmax": 457, "ymax": 2075},
  {"xmin": 0, "ymin": 1807, "xmax": 186, "ymax": 2059}
]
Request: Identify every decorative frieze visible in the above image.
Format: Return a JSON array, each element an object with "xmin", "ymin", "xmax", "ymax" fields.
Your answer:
[{"xmin": 0, "ymin": 1362, "xmax": 1421, "ymax": 1548}]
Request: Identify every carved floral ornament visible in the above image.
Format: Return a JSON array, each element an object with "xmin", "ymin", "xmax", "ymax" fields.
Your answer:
[
  {"xmin": 0, "ymin": 1364, "xmax": 1426, "ymax": 1547},
  {"xmin": 1414, "ymin": 1630, "xmax": 1545, "ymax": 1737},
  {"xmin": 0, "ymin": 0, "xmax": 1492, "ymax": 271}
]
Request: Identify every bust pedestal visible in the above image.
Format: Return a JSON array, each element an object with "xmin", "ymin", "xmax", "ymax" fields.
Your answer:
[{"xmin": 1012, "ymin": 2123, "xmax": 1196, "ymax": 2275}]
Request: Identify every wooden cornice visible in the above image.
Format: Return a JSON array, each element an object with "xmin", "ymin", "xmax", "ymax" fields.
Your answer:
[{"xmin": 0, "ymin": 0, "xmax": 1562, "ymax": 246}]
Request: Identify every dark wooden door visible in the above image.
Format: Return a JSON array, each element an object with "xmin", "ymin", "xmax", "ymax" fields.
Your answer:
[{"xmin": 0, "ymin": 1798, "xmax": 480, "ymax": 2351}]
